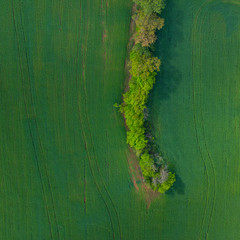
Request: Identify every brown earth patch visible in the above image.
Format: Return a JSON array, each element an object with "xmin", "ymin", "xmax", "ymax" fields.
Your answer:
[
  {"xmin": 102, "ymin": 29, "xmax": 107, "ymax": 44},
  {"xmin": 126, "ymin": 149, "xmax": 160, "ymax": 209},
  {"xmin": 124, "ymin": 4, "xmax": 137, "ymax": 92}
]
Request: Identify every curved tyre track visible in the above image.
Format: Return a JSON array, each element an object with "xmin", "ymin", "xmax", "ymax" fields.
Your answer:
[
  {"xmin": 75, "ymin": 1, "xmax": 121, "ymax": 239},
  {"xmin": 191, "ymin": 3, "xmax": 211, "ymax": 239},
  {"xmin": 191, "ymin": 0, "xmax": 237, "ymax": 238},
  {"xmin": 11, "ymin": 1, "xmax": 60, "ymax": 239},
  {"xmin": 197, "ymin": 7, "xmax": 217, "ymax": 238},
  {"xmin": 191, "ymin": 1, "xmax": 216, "ymax": 239}
]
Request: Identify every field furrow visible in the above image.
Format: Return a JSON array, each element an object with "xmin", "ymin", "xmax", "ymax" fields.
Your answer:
[{"xmin": 1, "ymin": 0, "xmax": 240, "ymax": 239}]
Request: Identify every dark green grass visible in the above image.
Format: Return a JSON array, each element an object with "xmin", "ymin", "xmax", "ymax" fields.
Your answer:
[
  {"xmin": 1, "ymin": 0, "xmax": 240, "ymax": 239},
  {"xmin": 150, "ymin": 0, "xmax": 240, "ymax": 239},
  {"xmin": 0, "ymin": 0, "xmax": 170, "ymax": 239},
  {"xmin": 0, "ymin": 0, "xmax": 133, "ymax": 239}
]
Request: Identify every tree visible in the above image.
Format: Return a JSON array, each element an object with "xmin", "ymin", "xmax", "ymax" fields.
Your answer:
[
  {"xmin": 157, "ymin": 172, "xmax": 176, "ymax": 193},
  {"xmin": 129, "ymin": 44, "xmax": 161, "ymax": 79},
  {"xmin": 133, "ymin": 0, "xmax": 166, "ymax": 15},
  {"xmin": 133, "ymin": 10, "xmax": 164, "ymax": 47},
  {"xmin": 115, "ymin": 0, "xmax": 175, "ymax": 193},
  {"xmin": 139, "ymin": 152, "xmax": 155, "ymax": 177}
]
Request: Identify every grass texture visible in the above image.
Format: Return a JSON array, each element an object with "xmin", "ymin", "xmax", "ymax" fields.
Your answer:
[
  {"xmin": 0, "ymin": 0, "xmax": 240, "ymax": 239},
  {"xmin": 150, "ymin": 0, "xmax": 240, "ymax": 239}
]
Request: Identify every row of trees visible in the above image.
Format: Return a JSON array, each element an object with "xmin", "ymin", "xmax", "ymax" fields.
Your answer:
[{"xmin": 116, "ymin": 0, "xmax": 175, "ymax": 193}]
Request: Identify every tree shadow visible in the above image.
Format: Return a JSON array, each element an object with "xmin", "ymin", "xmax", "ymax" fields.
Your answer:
[
  {"xmin": 166, "ymin": 174, "xmax": 186, "ymax": 196},
  {"xmin": 144, "ymin": 121, "xmax": 186, "ymax": 195},
  {"xmin": 145, "ymin": 0, "xmax": 186, "ymax": 196},
  {"xmin": 151, "ymin": 0, "xmax": 184, "ymax": 101}
]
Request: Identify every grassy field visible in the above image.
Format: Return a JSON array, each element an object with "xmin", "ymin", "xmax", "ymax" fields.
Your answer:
[
  {"xmin": 150, "ymin": 0, "xmax": 240, "ymax": 239},
  {"xmin": 0, "ymin": 0, "xmax": 171, "ymax": 239},
  {"xmin": 0, "ymin": 0, "xmax": 133, "ymax": 239},
  {"xmin": 1, "ymin": 0, "xmax": 240, "ymax": 239}
]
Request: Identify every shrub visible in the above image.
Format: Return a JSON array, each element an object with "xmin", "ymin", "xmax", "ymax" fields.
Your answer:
[
  {"xmin": 133, "ymin": 0, "xmax": 166, "ymax": 15},
  {"xmin": 115, "ymin": 0, "xmax": 175, "ymax": 193},
  {"xmin": 133, "ymin": 10, "xmax": 164, "ymax": 47}
]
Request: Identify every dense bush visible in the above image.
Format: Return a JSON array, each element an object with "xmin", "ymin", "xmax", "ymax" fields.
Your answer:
[
  {"xmin": 116, "ymin": 0, "xmax": 175, "ymax": 193},
  {"xmin": 119, "ymin": 45, "xmax": 159, "ymax": 153},
  {"xmin": 133, "ymin": 10, "xmax": 164, "ymax": 47},
  {"xmin": 133, "ymin": 0, "xmax": 166, "ymax": 15}
]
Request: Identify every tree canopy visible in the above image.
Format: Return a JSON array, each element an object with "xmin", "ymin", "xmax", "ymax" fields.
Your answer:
[
  {"xmin": 115, "ymin": 0, "xmax": 175, "ymax": 193},
  {"xmin": 133, "ymin": 10, "xmax": 164, "ymax": 47},
  {"xmin": 133, "ymin": 0, "xmax": 166, "ymax": 15}
]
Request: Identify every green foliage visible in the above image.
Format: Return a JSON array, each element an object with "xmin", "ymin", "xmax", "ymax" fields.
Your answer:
[
  {"xmin": 133, "ymin": 10, "xmax": 165, "ymax": 47},
  {"xmin": 139, "ymin": 152, "xmax": 155, "ymax": 177},
  {"xmin": 121, "ymin": 44, "xmax": 159, "ymax": 154},
  {"xmin": 133, "ymin": 0, "xmax": 166, "ymax": 15},
  {"xmin": 156, "ymin": 172, "xmax": 176, "ymax": 193},
  {"xmin": 129, "ymin": 44, "xmax": 161, "ymax": 80},
  {"xmin": 127, "ymin": 128, "xmax": 147, "ymax": 152},
  {"xmin": 115, "ymin": 0, "xmax": 175, "ymax": 193}
]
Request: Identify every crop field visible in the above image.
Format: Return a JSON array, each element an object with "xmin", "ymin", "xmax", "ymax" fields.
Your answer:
[
  {"xmin": 0, "ymin": 0, "xmax": 240, "ymax": 239},
  {"xmin": 0, "ymin": 0, "xmax": 133, "ymax": 239},
  {"xmin": 150, "ymin": 0, "xmax": 240, "ymax": 239}
]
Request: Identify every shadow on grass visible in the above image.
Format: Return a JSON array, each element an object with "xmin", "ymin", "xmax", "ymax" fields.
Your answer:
[
  {"xmin": 151, "ymin": 0, "xmax": 184, "ymax": 101},
  {"xmin": 166, "ymin": 174, "xmax": 185, "ymax": 196},
  {"xmin": 147, "ymin": 0, "xmax": 185, "ymax": 195}
]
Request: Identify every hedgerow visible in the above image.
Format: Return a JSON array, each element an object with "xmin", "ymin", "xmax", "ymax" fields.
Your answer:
[{"xmin": 116, "ymin": 0, "xmax": 175, "ymax": 193}]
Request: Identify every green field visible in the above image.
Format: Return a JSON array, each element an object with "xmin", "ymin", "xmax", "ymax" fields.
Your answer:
[
  {"xmin": 150, "ymin": 0, "xmax": 240, "ymax": 239},
  {"xmin": 0, "ymin": 0, "xmax": 132, "ymax": 239},
  {"xmin": 1, "ymin": 0, "xmax": 240, "ymax": 239}
]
